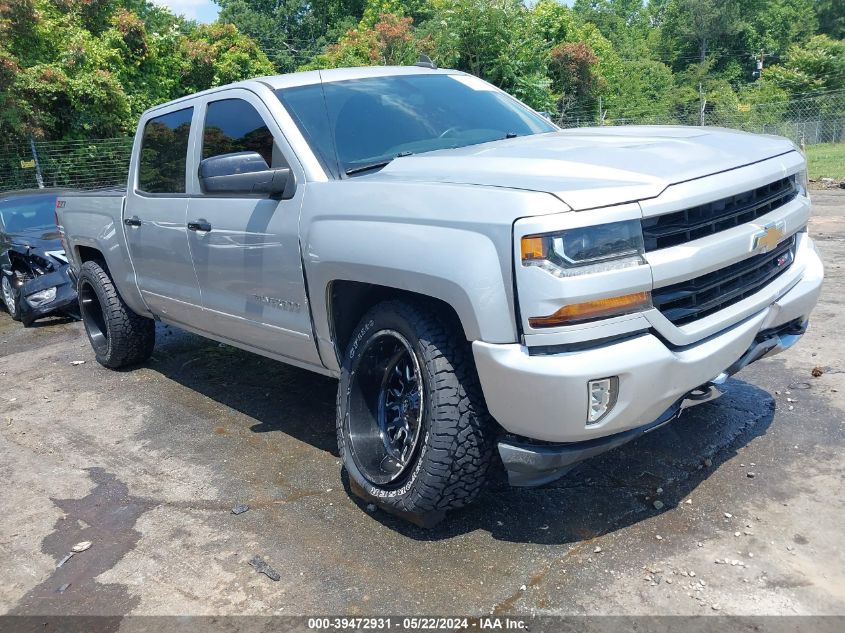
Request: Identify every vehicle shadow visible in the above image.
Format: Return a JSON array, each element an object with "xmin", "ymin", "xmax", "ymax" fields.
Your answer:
[
  {"xmin": 146, "ymin": 324, "xmax": 339, "ymax": 454},
  {"xmin": 146, "ymin": 323, "xmax": 776, "ymax": 545},
  {"xmin": 25, "ymin": 315, "xmax": 79, "ymax": 328}
]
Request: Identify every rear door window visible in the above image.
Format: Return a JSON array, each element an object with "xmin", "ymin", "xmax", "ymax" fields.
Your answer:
[{"xmin": 137, "ymin": 107, "xmax": 193, "ymax": 194}]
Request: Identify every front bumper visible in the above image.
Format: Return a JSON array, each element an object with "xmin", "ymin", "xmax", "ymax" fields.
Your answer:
[
  {"xmin": 19, "ymin": 266, "xmax": 79, "ymax": 325},
  {"xmin": 498, "ymin": 384, "xmax": 724, "ymax": 486},
  {"xmin": 473, "ymin": 238, "xmax": 823, "ymax": 485}
]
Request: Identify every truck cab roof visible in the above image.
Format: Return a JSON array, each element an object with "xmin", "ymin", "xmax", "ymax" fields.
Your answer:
[{"xmin": 144, "ymin": 66, "xmax": 462, "ymax": 117}]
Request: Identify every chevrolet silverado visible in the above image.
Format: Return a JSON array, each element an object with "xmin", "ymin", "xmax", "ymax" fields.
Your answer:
[{"xmin": 56, "ymin": 65, "xmax": 824, "ymax": 524}]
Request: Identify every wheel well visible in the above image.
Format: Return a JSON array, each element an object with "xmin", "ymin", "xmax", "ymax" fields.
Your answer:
[
  {"xmin": 328, "ymin": 281, "xmax": 467, "ymax": 359},
  {"xmin": 76, "ymin": 246, "xmax": 108, "ymax": 271}
]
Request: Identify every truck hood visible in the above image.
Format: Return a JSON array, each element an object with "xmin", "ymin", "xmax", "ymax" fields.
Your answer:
[{"xmin": 375, "ymin": 126, "xmax": 798, "ymax": 210}]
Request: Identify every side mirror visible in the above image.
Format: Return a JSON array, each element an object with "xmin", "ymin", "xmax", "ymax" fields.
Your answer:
[{"xmin": 199, "ymin": 151, "xmax": 295, "ymax": 198}]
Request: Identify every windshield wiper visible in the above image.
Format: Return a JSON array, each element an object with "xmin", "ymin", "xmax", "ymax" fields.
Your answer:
[
  {"xmin": 345, "ymin": 160, "xmax": 392, "ymax": 176},
  {"xmin": 345, "ymin": 152, "xmax": 413, "ymax": 176}
]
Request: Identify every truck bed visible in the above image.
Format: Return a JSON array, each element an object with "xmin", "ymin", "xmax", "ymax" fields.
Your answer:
[{"xmin": 56, "ymin": 190, "xmax": 145, "ymax": 316}]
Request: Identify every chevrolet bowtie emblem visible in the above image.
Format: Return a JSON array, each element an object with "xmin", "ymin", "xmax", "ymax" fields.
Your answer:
[{"xmin": 751, "ymin": 221, "xmax": 785, "ymax": 254}]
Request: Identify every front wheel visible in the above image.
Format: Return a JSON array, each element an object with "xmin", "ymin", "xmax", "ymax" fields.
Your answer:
[
  {"xmin": 337, "ymin": 300, "xmax": 494, "ymax": 521},
  {"xmin": 1, "ymin": 274, "xmax": 21, "ymax": 321},
  {"xmin": 78, "ymin": 261, "xmax": 155, "ymax": 368}
]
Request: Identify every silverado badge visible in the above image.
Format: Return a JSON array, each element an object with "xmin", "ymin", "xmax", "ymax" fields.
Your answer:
[{"xmin": 751, "ymin": 221, "xmax": 785, "ymax": 254}]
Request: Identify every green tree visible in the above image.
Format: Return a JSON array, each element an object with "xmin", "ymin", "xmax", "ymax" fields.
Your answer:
[
  {"xmin": 759, "ymin": 35, "xmax": 845, "ymax": 95},
  {"xmin": 605, "ymin": 59, "xmax": 675, "ymax": 122},
  {"xmin": 572, "ymin": 0, "xmax": 650, "ymax": 56},
  {"xmin": 179, "ymin": 22, "xmax": 275, "ymax": 94},
  {"xmin": 814, "ymin": 0, "xmax": 845, "ymax": 40},
  {"xmin": 660, "ymin": 0, "xmax": 744, "ymax": 65},
  {"xmin": 744, "ymin": 0, "xmax": 817, "ymax": 56},
  {"xmin": 0, "ymin": 0, "xmax": 275, "ymax": 142},
  {"xmin": 303, "ymin": 12, "xmax": 420, "ymax": 68},
  {"xmin": 216, "ymin": 0, "xmax": 368, "ymax": 72}
]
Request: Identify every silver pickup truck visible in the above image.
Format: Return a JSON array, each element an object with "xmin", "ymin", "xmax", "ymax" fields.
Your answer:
[{"xmin": 57, "ymin": 65, "xmax": 823, "ymax": 524}]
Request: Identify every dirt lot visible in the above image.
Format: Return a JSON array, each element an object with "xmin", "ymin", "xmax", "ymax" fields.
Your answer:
[{"xmin": 1, "ymin": 190, "xmax": 844, "ymax": 618}]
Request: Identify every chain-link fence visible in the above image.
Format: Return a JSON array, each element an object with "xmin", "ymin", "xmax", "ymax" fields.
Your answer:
[
  {"xmin": 559, "ymin": 89, "xmax": 845, "ymax": 146},
  {"xmin": 1, "ymin": 90, "xmax": 843, "ymax": 194},
  {"xmin": 0, "ymin": 137, "xmax": 133, "ymax": 193}
]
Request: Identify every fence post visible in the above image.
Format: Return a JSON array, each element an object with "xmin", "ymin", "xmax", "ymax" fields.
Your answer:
[{"xmin": 29, "ymin": 136, "xmax": 44, "ymax": 189}]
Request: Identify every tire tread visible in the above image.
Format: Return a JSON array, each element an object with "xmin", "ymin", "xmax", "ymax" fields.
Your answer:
[
  {"xmin": 337, "ymin": 300, "xmax": 494, "ymax": 516},
  {"xmin": 79, "ymin": 261, "xmax": 155, "ymax": 368}
]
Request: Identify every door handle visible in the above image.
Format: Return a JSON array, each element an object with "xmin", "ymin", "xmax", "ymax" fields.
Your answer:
[
  {"xmin": 187, "ymin": 219, "xmax": 212, "ymax": 232},
  {"xmin": 124, "ymin": 216, "xmax": 142, "ymax": 227}
]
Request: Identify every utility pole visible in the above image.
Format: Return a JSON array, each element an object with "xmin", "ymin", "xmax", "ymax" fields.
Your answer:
[
  {"xmin": 699, "ymin": 82, "xmax": 707, "ymax": 127},
  {"xmin": 754, "ymin": 50, "xmax": 765, "ymax": 80}
]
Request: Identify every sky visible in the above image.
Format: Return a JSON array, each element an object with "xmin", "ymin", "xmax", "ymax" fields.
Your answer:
[{"xmin": 152, "ymin": 0, "xmax": 219, "ymax": 23}]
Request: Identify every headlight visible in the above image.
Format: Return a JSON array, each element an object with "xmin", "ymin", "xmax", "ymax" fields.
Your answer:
[
  {"xmin": 796, "ymin": 169, "xmax": 809, "ymax": 197},
  {"xmin": 26, "ymin": 287, "xmax": 57, "ymax": 307},
  {"xmin": 521, "ymin": 219, "xmax": 646, "ymax": 277},
  {"xmin": 521, "ymin": 219, "xmax": 652, "ymax": 328}
]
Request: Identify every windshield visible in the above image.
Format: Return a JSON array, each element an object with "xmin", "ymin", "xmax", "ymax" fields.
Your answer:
[
  {"xmin": 276, "ymin": 74, "xmax": 556, "ymax": 177},
  {"xmin": 0, "ymin": 195, "xmax": 58, "ymax": 233}
]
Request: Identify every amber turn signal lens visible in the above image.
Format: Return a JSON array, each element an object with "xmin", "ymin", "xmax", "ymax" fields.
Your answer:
[
  {"xmin": 521, "ymin": 236, "xmax": 546, "ymax": 261},
  {"xmin": 528, "ymin": 292, "xmax": 651, "ymax": 328}
]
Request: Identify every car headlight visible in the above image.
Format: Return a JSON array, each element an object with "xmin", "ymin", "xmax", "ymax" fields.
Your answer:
[
  {"xmin": 26, "ymin": 287, "xmax": 57, "ymax": 307},
  {"xmin": 795, "ymin": 169, "xmax": 809, "ymax": 197},
  {"xmin": 521, "ymin": 219, "xmax": 647, "ymax": 276},
  {"xmin": 521, "ymin": 220, "xmax": 652, "ymax": 327}
]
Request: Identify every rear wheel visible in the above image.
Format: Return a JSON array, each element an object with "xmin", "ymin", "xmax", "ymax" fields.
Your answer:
[
  {"xmin": 337, "ymin": 300, "xmax": 494, "ymax": 521},
  {"xmin": 78, "ymin": 261, "xmax": 155, "ymax": 368},
  {"xmin": 1, "ymin": 274, "xmax": 21, "ymax": 321}
]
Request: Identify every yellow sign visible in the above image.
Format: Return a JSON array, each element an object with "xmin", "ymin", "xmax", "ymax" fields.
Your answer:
[
  {"xmin": 20, "ymin": 159, "xmax": 35, "ymax": 169},
  {"xmin": 738, "ymin": 103, "xmax": 751, "ymax": 112}
]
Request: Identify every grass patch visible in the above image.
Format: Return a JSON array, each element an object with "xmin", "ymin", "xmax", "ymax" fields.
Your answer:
[{"xmin": 805, "ymin": 143, "xmax": 845, "ymax": 181}]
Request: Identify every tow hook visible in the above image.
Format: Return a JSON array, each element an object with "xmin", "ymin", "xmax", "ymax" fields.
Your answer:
[{"xmin": 681, "ymin": 383, "xmax": 723, "ymax": 410}]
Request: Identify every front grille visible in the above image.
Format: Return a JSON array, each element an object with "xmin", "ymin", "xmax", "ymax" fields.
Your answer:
[
  {"xmin": 653, "ymin": 235, "xmax": 796, "ymax": 326},
  {"xmin": 642, "ymin": 176, "xmax": 797, "ymax": 251}
]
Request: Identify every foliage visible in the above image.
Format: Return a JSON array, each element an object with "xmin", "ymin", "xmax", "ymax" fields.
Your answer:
[
  {"xmin": 548, "ymin": 42, "xmax": 602, "ymax": 117},
  {"xmin": 1, "ymin": 0, "xmax": 844, "ymax": 143},
  {"xmin": 179, "ymin": 23, "xmax": 275, "ymax": 94},
  {"xmin": 760, "ymin": 35, "xmax": 845, "ymax": 95},
  {"xmin": 216, "ymin": 0, "xmax": 368, "ymax": 72},
  {"xmin": 302, "ymin": 12, "xmax": 419, "ymax": 68},
  {"xmin": 814, "ymin": 0, "xmax": 845, "ymax": 40},
  {"xmin": 0, "ymin": 0, "xmax": 274, "ymax": 142}
]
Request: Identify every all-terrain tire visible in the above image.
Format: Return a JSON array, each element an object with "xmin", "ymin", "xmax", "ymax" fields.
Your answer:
[
  {"xmin": 78, "ymin": 260, "xmax": 155, "ymax": 368},
  {"xmin": 337, "ymin": 300, "xmax": 494, "ymax": 520}
]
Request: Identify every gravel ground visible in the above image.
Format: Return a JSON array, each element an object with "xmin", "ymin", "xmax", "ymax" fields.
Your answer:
[{"xmin": 0, "ymin": 190, "xmax": 843, "ymax": 618}]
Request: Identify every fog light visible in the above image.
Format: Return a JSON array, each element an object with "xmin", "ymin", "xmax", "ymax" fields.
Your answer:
[
  {"xmin": 26, "ymin": 287, "xmax": 57, "ymax": 307},
  {"xmin": 587, "ymin": 377, "xmax": 618, "ymax": 425}
]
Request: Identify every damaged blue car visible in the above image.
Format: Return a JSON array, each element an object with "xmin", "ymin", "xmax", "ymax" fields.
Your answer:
[{"xmin": 1, "ymin": 189, "xmax": 80, "ymax": 326}]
